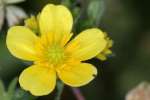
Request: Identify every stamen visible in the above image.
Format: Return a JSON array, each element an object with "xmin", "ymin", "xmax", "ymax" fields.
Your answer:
[{"xmin": 46, "ymin": 44, "xmax": 65, "ymax": 64}]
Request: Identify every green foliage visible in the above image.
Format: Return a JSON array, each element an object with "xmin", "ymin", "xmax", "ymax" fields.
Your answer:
[
  {"xmin": 87, "ymin": 0, "xmax": 105, "ymax": 26},
  {"xmin": 61, "ymin": 0, "xmax": 75, "ymax": 8},
  {"xmin": 13, "ymin": 88, "xmax": 37, "ymax": 100},
  {"xmin": 61, "ymin": 0, "xmax": 71, "ymax": 8},
  {"xmin": 0, "ymin": 78, "xmax": 18, "ymax": 100},
  {"xmin": 0, "ymin": 80, "xmax": 5, "ymax": 99},
  {"xmin": 61, "ymin": 0, "xmax": 105, "ymax": 32},
  {"xmin": 8, "ymin": 78, "xmax": 18, "ymax": 99},
  {"xmin": 0, "ymin": 78, "xmax": 36, "ymax": 100}
]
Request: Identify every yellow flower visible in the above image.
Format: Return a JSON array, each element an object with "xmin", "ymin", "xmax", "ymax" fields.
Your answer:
[
  {"xmin": 6, "ymin": 4, "xmax": 107, "ymax": 96},
  {"xmin": 97, "ymin": 32, "xmax": 113, "ymax": 61},
  {"xmin": 24, "ymin": 15, "xmax": 40, "ymax": 34}
]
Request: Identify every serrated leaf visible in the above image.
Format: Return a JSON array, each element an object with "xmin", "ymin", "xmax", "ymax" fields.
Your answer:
[{"xmin": 87, "ymin": 0, "xmax": 105, "ymax": 26}]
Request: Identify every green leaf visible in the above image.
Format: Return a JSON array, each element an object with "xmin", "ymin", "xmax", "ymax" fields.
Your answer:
[
  {"xmin": 0, "ymin": 80, "xmax": 5, "ymax": 99},
  {"xmin": 7, "ymin": 78, "xmax": 18, "ymax": 99},
  {"xmin": 13, "ymin": 88, "xmax": 37, "ymax": 100},
  {"xmin": 87, "ymin": 0, "xmax": 105, "ymax": 26},
  {"xmin": 72, "ymin": 6, "xmax": 81, "ymax": 19},
  {"xmin": 61, "ymin": 0, "xmax": 72, "ymax": 8}
]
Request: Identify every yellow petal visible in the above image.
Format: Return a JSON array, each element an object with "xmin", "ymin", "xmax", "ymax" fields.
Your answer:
[
  {"xmin": 57, "ymin": 63, "xmax": 97, "ymax": 87},
  {"xmin": 105, "ymin": 49, "xmax": 112, "ymax": 55},
  {"xmin": 96, "ymin": 33, "xmax": 113, "ymax": 61},
  {"xmin": 39, "ymin": 4, "xmax": 73, "ymax": 42},
  {"xmin": 19, "ymin": 65, "xmax": 56, "ymax": 96},
  {"xmin": 65, "ymin": 28, "xmax": 107, "ymax": 61},
  {"xmin": 97, "ymin": 54, "xmax": 107, "ymax": 61},
  {"xmin": 6, "ymin": 26, "xmax": 39, "ymax": 61}
]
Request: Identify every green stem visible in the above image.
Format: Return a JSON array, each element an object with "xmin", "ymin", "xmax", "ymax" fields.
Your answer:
[{"xmin": 54, "ymin": 81, "xmax": 64, "ymax": 100}]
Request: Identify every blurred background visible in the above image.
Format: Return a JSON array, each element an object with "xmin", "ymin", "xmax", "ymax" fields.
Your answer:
[{"xmin": 0, "ymin": 0, "xmax": 150, "ymax": 100}]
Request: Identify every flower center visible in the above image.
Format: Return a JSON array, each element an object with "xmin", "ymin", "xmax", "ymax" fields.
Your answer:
[{"xmin": 45, "ymin": 44, "xmax": 65, "ymax": 65}]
